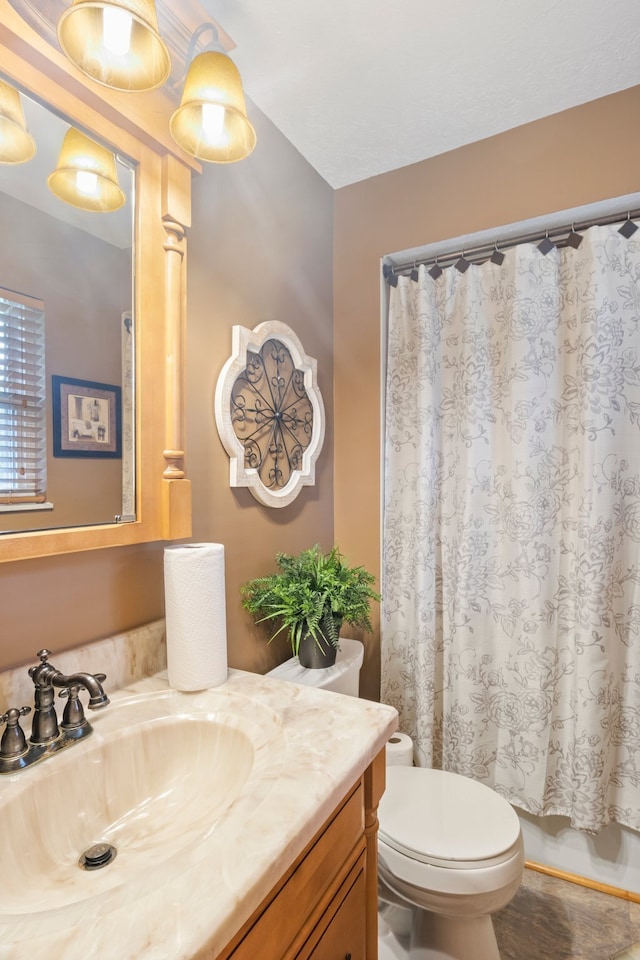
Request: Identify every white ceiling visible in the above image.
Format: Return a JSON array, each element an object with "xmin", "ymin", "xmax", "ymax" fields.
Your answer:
[{"xmin": 199, "ymin": 0, "xmax": 640, "ymax": 189}]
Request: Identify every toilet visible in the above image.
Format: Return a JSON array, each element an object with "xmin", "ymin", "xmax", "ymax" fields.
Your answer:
[
  {"xmin": 377, "ymin": 765, "xmax": 523, "ymax": 960},
  {"xmin": 266, "ymin": 636, "xmax": 365, "ymax": 696},
  {"xmin": 267, "ymin": 639, "xmax": 524, "ymax": 960}
]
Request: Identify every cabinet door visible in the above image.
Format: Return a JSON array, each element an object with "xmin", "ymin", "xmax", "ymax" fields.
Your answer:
[
  {"xmin": 300, "ymin": 865, "xmax": 367, "ymax": 960},
  {"xmin": 224, "ymin": 786, "xmax": 365, "ymax": 960}
]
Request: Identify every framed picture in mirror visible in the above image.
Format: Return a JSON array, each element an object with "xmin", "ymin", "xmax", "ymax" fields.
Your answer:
[{"xmin": 52, "ymin": 375, "xmax": 122, "ymax": 458}]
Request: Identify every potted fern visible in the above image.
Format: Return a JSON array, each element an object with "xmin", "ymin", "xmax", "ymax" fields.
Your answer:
[{"xmin": 241, "ymin": 545, "xmax": 381, "ymax": 668}]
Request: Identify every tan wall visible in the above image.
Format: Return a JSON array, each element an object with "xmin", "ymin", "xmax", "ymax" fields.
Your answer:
[
  {"xmin": 186, "ymin": 104, "xmax": 334, "ymax": 674},
  {"xmin": 4, "ymin": 82, "xmax": 637, "ymax": 685},
  {"xmin": 0, "ymin": 100, "xmax": 333, "ymax": 675},
  {"xmin": 334, "ymin": 86, "xmax": 640, "ymax": 701}
]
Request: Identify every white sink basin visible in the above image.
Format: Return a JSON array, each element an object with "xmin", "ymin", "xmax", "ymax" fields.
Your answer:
[{"xmin": 0, "ymin": 685, "xmax": 283, "ymax": 938}]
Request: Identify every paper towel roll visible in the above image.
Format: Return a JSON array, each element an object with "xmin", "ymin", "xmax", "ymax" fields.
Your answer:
[
  {"xmin": 386, "ymin": 732, "xmax": 414, "ymax": 766},
  {"xmin": 164, "ymin": 543, "xmax": 228, "ymax": 691}
]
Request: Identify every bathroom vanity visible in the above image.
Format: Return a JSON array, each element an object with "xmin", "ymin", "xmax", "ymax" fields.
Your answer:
[
  {"xmin": 0, "ymin": 645, "xmax": 397, "ymax": 959},
  {"xmin": 218, "ymin": 763, "xmax": 377, "ymax": 960}
]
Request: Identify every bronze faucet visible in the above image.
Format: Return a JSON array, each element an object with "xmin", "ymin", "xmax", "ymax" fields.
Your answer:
[{"xmin": 0, "ymin": 649, "xmax": 109, "ymax": 774}]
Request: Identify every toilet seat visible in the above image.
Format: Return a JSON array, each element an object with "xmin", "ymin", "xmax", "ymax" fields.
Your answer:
[{"xmin": 379, "ymin": 766, "xmax": 521, "ymax": 869}]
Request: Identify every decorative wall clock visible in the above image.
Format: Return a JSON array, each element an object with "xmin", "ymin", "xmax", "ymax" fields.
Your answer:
[{"xmin": 214, "ymin": 321, "xmax": 325, "ymax": 508}]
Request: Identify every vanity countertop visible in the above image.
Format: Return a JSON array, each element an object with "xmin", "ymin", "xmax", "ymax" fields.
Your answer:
[{"xmin": 0, "ymin": 668, "xmax": 397, "ymax": 960}]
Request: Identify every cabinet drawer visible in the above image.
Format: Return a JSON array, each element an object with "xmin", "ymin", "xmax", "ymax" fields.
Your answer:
[
  {"xmin": 297, "ymin": 855, "xmax": 366, "ymax": 960},
  {"xmin": 227, "ymin": 782, "xmax": 364, "ymax": 960}
]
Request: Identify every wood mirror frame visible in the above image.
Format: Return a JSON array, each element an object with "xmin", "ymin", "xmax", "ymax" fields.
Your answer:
[{"xmin": 0, "ymin": 2, "xmax": 193, "ymax": 562}]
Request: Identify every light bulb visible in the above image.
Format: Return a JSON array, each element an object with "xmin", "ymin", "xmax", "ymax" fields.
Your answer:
[
  {"xmin": 76, "ymin": 170, "xmax": 99, "ymax": 196},
  {"xmin": 201, "ymin": 103, "xmax": 226, "ymax": 145},
  {"xmin": 102, "ymin": 6, "xmax": 133, "ymax": 56}
]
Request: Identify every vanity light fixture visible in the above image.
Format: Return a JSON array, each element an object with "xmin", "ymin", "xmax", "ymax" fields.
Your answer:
[
  {"xmin": 169, "ymin": 24, "xmax": 256, "ymax": 163},
  {"xmin": 57, "ymin": 0, "xmax": 171, "ymax": 92},
  {"xmin": 56, "ymin": 2, "xmax": 255, "ymax": 163},
  {"xmin": 0, "ymin": 79, "xmax": 36, "ymax": 164},
  {"xmin": 47, "ymin": 127, "xmax": 125, "ymax": 212}
]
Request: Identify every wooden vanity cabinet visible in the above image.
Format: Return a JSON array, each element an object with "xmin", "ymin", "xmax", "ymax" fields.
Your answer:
[
  {"xmin": 213, "ymin": 750, "xmax": 385, "ymax": 960},
  {"xmin": 296, "ymin": 855, "xmax": 367, "ymax": 960}
]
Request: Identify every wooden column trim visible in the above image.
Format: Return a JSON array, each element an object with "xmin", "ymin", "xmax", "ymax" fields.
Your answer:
[
  {"xmin": 159, "ymin": 154, "xmax": 192, "ymax": 540},
  {"xmin": 162, "ymin": 214, "xmax": 186, "ymax": 480},
  {"xmin": 364, "ymin": 750, "xmax": 386, "ymax": 959}
]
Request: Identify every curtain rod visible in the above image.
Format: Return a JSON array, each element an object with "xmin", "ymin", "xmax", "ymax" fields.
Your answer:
[{"xmin": 383, "ymin": 207, "xmax": 640, "ymax": 285}]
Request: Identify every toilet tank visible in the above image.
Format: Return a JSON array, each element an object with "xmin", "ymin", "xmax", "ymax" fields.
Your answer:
[{"xmin": 266, "ymin": 637, "xmax": 364, "ymax": 697}]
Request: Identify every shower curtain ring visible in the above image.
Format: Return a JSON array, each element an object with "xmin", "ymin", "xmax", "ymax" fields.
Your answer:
[
  {"xmin": 567, "ymin": 223, "xmax": 583, "ymax": 248},
  {"xmin": 619, "ymin": 213, "xmax": 638, "ymax": 238},
  {"xmin": 537, "ymin": 230, "xmax": 555, "ymax": 255},
  {"xmin": 455, "ymin": 249, "xmax": 471, "ymax": 273},
  {"xmin": 491, "ymin": 242, "xmax": 505, "ymax": 265},
  {"xmin": 428, "ymin": 257, "xmax": 443, "ymax": 280}
]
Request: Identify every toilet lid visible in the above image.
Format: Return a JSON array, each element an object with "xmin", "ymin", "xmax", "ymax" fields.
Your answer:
[{"xmin": 378, "ymin": 766, "xmax": 521, "ymax": 868}]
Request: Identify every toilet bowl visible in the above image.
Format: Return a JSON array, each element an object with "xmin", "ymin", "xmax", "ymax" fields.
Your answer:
[
  {"xmin": 378, "ymin": 766, "xmax": 523, "ymax": 960},
  {"xmin": 266, "ymin": 640, "xmax": 524, "ymax": 960}
]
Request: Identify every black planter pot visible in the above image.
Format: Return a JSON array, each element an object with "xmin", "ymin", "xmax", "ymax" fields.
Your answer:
[
  {"xmin": 298, "ymin": 631, "xmax": 337, "ymax": 668},
  {"xmin": 298, "ymin": 609, "xmax": 342, "ymax": 670}
]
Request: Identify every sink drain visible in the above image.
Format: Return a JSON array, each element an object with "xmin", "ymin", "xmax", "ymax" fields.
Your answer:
[{"xmin": 79, "ymin": 842, "xmax": 117, "ymax": 871}]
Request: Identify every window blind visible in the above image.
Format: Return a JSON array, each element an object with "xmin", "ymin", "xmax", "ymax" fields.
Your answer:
[{"xmin": 0, "ymin": 287, "xmax": 46, "ymax": 504}]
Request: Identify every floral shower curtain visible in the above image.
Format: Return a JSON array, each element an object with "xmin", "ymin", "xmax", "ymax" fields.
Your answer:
[{"xmin": 381, "ymin": 224, "xmax": 640, "ymax": 832}]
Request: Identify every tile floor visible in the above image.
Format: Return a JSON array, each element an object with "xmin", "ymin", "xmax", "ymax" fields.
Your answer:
[
  {"xmin": 493, "ymin": 867, "xmax": 640, "ymax": 960},
  {"xmin": 379, "ymin": 867, "xmax": 640, "ymax": 960}
]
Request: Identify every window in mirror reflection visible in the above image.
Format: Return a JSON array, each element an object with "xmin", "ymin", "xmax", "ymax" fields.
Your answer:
[
  {"xmin": 0, "ymin": 83, "xmax": 135, "ymax": 534},
  {"xmin": 0, "ymin": 287, "xmax": 47, "ymax": 508}
]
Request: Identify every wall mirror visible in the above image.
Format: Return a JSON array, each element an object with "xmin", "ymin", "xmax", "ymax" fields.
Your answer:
[
  {"xmin": 0, "ymin": 88, "xmax": 136, "ymax": 534},
  {"xmin": 0, "ymin": 4, "xmax": 194, "ymax": 562}
]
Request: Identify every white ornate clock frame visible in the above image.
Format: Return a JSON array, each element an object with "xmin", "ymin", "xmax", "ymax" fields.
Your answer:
[{"xmin": 214, "ymin": 321, "xmax": 325, "ymax": 508}]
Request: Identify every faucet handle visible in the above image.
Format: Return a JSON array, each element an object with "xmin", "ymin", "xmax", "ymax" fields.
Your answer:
[
  {"xmin": 58, "ymin": 686, "xmax": 87, "ymax": 731},
  {"xmin": 0, "ymin": 706, "xmax": 31, "ymax": 724},
  {"xmin": 36, "ymin": 649, "xmax": 52, "ymax": 663},
  {"xmin": 58, "ymin": 672, "xmax": 109, "ymax": 722},
  {"xmin": 0, "ymin": 706, "xmax": 31, "ymax": 759}
]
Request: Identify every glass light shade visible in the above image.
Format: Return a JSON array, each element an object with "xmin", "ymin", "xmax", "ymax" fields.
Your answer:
[
  {"xmin": 57, "ymin": 0, "xmax": 171, "ymax": 92},
  {"xmin": 47, "ymin": 128, "xmax": 125, "ymax": 212},
  {"xmin": 0, "ymin": 79, "xmax": 36, "ymax": 164},
  {"xmin": 170, "ymin": 50, "xmax": 256, "ymax": 163}
]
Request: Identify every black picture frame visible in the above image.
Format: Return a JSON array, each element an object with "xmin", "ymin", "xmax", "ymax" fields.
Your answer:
[{"xmin": 52, "ymin": 375, "xmax": 122, "ymax": 458}]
